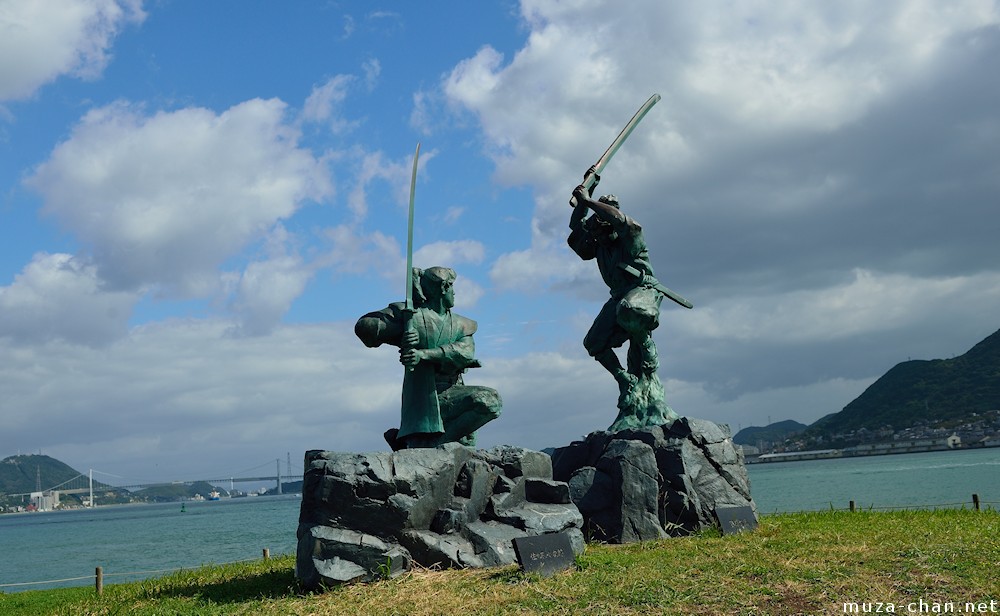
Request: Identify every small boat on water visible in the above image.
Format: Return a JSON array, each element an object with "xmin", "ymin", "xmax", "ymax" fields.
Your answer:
[{"xmin": 208, "ymin": 490, "xmax": 221, "ymax": 501}]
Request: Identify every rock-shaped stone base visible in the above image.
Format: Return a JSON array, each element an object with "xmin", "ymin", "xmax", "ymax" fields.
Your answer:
[
  {"xmin": 296, "ymin": 443, "xmax": 584, "ymax": 589},
  {"xmin": 551, "ymin": 417, "xmax": 756, "ymax": 542},
  {"xmin": 609, "ymin": 372, "xmax": 679, "ymax": 432}
]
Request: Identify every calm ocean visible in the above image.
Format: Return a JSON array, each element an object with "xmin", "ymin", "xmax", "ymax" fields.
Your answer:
[
  {"xmin": 0, "ymin": 494, "xmax": 301, "ymax": 593},
  {"xmin": 747, "ymin": 446, "xmax": 1000, "ymax": 513},
  {"xmin": 2, "ymin": 447, "xmax": 998, "ymax": 593}
]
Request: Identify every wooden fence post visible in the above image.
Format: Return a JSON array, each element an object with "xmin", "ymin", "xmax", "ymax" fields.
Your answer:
[
  {"xmin": 849, "ymin": 500, "xmax": 856, "ymax": 512},
  {"xmin": 262, "ymin": 548, "xmax": 270, "ymax": 560},
  {"xmin": 95, "ymin": 566, "xmax": 103, "ymax": 595},
  {"xmin": 973, "ymin": 494, "xmax": 981, "ymax": 512}
]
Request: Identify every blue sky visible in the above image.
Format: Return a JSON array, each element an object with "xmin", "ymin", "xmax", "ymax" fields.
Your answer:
[{"xmin": 2, "ymin": 0, "xmax": 999, "ymax": 484}]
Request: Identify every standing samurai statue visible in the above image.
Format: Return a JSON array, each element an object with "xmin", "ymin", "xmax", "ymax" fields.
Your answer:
[
  {"xmin": 355, "ymin": 266, "xmax": 502, "ymax": 450},
  {"xmin": 569, "ymin": 173, "xmax": 685, "ymax": 431}
]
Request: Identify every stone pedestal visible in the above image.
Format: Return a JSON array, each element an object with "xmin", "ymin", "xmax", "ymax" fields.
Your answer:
[
  {"xmin": 551, "ymin": 417, "xmax": 756, "ymax": 542},
  {"xmin": 296, "ymin": 443, "xmax": 584, "ymax": 589}
]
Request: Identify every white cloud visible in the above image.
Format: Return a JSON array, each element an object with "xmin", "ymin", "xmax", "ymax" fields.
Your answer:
[
  {"xmin": 301, "ymin": 74, "xmax": 357, "ymax": 133},
  {"xmin": 490, "ymin": 244, "xmax": 594, "ymax": 295},
  {"xmin": 413, "ymin": 239, "xmax": 485, "ymax": 269},
  {"xmin": 344, "ymin": 146, "xmax": 428, "ymax": 219},
  {"xmin": 454, "ymin": 276, "xmax": 484, "ymax": 310},
  {"xmin": 447, "ymin": 0, "xmax": 1000, "ymax": 272},
  {"xmin": 26, "ymin": 98, "xmax": 332, "ymax": 297},
  {"xmin": 680, "ymin": 269, "xmax": 1000, "ymax": 345},
  {"xmin": 0, "ymin": 252, "xmax": 138, "ymax": 345},
  {"xmin": 0, "ymin": 0, "xmax": 145, "ymax": 101},
  {"xmin": 4, "ymin": 0, "xmax": 1000, "ymax": 483},
  {"xmin": 321, "ymin": 224, "xmax": 401, "ymax": 277},
  {"xmin": 230, "ymin": 257, "xmax": 314, "ymax": 337},
  {"xmin": 361, "ymin": 58, "xmax": 380, "ymax": 91},
  {"xmin": 0, "ymin": 320, "xmax": 401, "ymax": 480},
  {"xmin": 443, "ymin": 46, "xmax": 503, "ymax": 110}
]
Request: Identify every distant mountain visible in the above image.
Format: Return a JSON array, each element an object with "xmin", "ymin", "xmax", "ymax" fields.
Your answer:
[
  {"xmin": 134, "ymin": 481, "xmax": 227, "ymax": 502},
  {"xmin": 805, "ymin": 327, "xmax": 1000, "ymax": 440},
  {"xmin": 733, "ymin": 420, "xmax": 808, "ymax": 446},
  {"xmin": 265, "ymin": 480, "xmax": 303, "ymax": 496},
  {"xmin": 0, "ymin": 454, "xmax": 85, "ymax": 494},
  {"xmin": 1, "ymin": 454, "xmax": 230, "ymax": 505}
]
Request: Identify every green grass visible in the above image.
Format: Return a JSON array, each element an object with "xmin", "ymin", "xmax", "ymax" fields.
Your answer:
[{"xmin": 3, "ymin": 510, "xmax": 998, "ymax": 615}]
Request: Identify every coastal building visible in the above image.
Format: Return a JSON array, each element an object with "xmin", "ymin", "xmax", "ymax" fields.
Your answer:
[
  {"xmin": 737, "ymin": 444, "xmax": 761, "ymax": 457},
  {"xmin": 844, "ymin": 434, "xmax": 960, "ymax": 456},
  {"xmin": 30, "ymin": 491, "xmax": 59, "ymax": 511},
  {"xmin": 752, "ymin": 449, "xmax": 842, "ymax": 463},
  {"xmin": 748, "ymin": 434, "xmax": 967, "ymax": 464}
]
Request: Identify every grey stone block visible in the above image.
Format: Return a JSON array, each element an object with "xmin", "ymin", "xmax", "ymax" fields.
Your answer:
[
  {"xmin": 296, "ymin": 444, "xmax": 584, "ymax": 590},
  {"xmin": 551, "ymin": 417, "xmax": 758, "ymax": 542},
  {"xmin": 525, "ymin": 478, "xmax": 572, "ymax": 504},
  {"xmin": 296, "ymin": 526, "xmax": 411, "ymax": 588}
]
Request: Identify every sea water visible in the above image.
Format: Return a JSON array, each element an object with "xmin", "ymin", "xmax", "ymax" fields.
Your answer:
[
  {"xmin": 2, "ymin": 448, "xmax": 999, "ymax": 592},
  {"xmin": 747, "ymin": 446, "xmax": 1000, "ymax": 513},
  {"xmin": 0, "ymin": 494, "xmax": 300, "ymax": 593}
]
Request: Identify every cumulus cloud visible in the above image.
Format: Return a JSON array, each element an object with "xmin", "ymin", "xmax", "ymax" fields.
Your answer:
[
  {"xmin": 449, "ymin": 1, "xmax": 1000, "ymax": 300},
  {"xmin": 681, "ymin": 269, "xmax": 1000, "ymax": 345},
  {"xmin": 321, "ymin": 224, "xmax": 402, "ymax": 278},
  {"xmin": 5, "ymin": 1, "xmax": 1000, "ymax": 481},
  {"xmin": 453, "ymin": 0, "xmax": 1000, "ymax": 425},
  {"xmin": 0, "ymin": 320, "xmax": 400, "ymax": 479},
  {"xmin": 446, "ymin": 0, "xmax": 1000, "ymax": 270},
  {"xmin": 230, "ymin": 228, "xmax": 316, "ymax": 337},
  {"xmin": 490, "ymin": 244, "xmax": 594, "ymax": 296},
  {"xmin": 0, "ymin": 0, "xmax": 145, "ymax": 101},
  {"xmin": 413, "ymin": 239, "xmax": 485, "ymax": 268},
  {"xmin": 26, "ymin": 98, "xmax": 331, "ymax": 293},
  {"xmin": 0, "ymin": 252, "xmax": 137, "ymax": 345}
]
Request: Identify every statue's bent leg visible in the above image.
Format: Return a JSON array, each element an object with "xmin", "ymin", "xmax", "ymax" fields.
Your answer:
[
  {"xmin": 586, "ymin": 297, "xmax": 632, "ymax": 392},
  {"xmin": 617, "ymin": 287, "xmax": 662, "ymax": 376},
  {"xmin": 626, "ymin": 332, "xmax": 659, "ymax": 376},
  {"xmin": 436, "ymin": 385, "xmax": 502, "ymax": 447}
]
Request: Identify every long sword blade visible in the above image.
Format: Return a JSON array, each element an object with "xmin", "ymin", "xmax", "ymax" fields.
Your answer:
[
  {"xmin": 582, "ymin": 93, "xmax": 661, "ymax": 193},
  {"xmin": 404, "ymin": 142, "xmax": 421, "ymax": 309}
]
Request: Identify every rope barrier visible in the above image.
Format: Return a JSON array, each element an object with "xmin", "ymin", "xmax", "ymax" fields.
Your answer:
[
  {"xmin": 763, "ymin": 493, "xmax": 998, "ymax": 514},
  {"xmin": 865, "ymin": 502, "xmax": 972, "ymax": 510},
  {"xmin": 0, "ymin": 555, "xmax": 275, "ymax": 590},
  {"xmin": 0, "ymin": 576, "xmax": 94, "ymax": 588}
]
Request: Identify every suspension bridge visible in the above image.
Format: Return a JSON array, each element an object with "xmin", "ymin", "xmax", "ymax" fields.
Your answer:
[{"xmin": 5, "ymin": 457, "xmax": 304, "ymax": 509}]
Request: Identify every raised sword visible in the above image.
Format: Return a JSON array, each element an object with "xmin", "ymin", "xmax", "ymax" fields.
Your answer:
[
  {"xmin": 571, "ymin": 93, "xmax": 661, "ymax": 206},
  {"xmin": 402, "ymin": 142, "xmax": 421, "ymax": 371}
]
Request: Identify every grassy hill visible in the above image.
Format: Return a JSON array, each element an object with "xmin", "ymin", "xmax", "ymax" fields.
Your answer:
[
  {"xmin": 0, "ymin": 454, "xmax": 86, "ymax": 494},
  {"xmin": 805, "ymin": 327, "xmax": 1000, "ymax": 440}
]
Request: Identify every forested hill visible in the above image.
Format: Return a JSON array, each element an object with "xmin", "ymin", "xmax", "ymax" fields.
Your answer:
[
  {"xmin": 0, "ymin": 454, "xmax": 84, "ymax": 494},
  {"xmin": 733, "ymin": 420, "xmax": 808, "ymax": 446},
  {"xmin": 805, "ymin": 327, "xmax": 1000, "ymax": 438}
]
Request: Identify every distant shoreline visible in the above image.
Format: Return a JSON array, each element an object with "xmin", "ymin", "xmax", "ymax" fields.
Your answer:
[{"xmin": 745, "ymin": 441, "xmax": 1000, "ymax": 464}]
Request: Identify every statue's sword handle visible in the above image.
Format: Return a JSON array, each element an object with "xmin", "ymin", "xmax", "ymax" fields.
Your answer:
[
  {"xmin": 571, "ymin": 93, "xmax": 661, "ymax": 207},
  {"xmin": 403, "ymin": 142, "xmax": 421, "ymax": 371}
]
